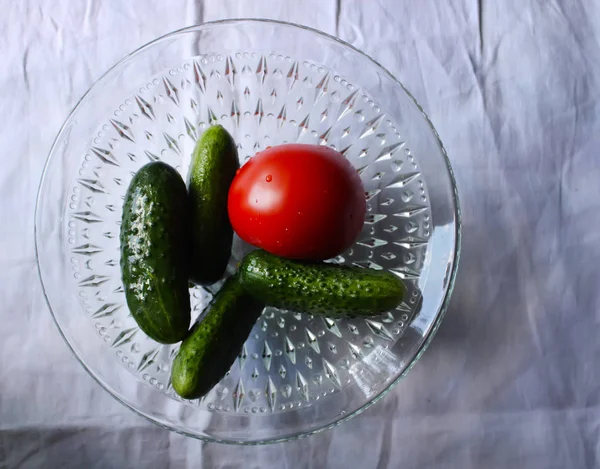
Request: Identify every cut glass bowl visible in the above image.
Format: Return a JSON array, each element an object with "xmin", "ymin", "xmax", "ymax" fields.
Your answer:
[{"xmin": 35, "ymin": 20, "xmax": 460, "ymax": 444}]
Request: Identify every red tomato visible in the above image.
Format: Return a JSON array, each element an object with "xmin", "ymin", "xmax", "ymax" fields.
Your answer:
[{"xmin": 228, "ymin": 144, "xmax": 366, "ymax": 260}]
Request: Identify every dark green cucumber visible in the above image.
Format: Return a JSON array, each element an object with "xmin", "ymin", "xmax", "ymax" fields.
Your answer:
[
  {"xmin": 188, "ymin": 125, "xmax": 239, "ymax": 285},
  {"xmin": 120, "ymin": 162, "xmax": 190, "ymax": 344},
  {"xmin": 171, "ymin": 274, "xmax": 264, "ymax": 399},
  {"xmin": 239, "ymin": 250, "xmax": 405, "ymax": 318}
]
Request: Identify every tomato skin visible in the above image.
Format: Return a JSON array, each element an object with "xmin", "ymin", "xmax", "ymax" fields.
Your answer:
[{"xmin": 228, "ymin": 144, "xmax": 366, "ymax": 260}]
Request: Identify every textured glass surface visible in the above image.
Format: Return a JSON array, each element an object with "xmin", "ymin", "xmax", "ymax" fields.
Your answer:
[{"xmin": 35, "ymin": 20, "xmax": 460, "ymax": 444}]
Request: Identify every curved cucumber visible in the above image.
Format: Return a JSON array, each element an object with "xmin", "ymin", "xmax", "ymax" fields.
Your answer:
[
  {"xmin": 171, "ymin": 274, "xmax": 264, "ymax": 399},
  {"xmin": 120, "ymin": 162, "xmax": 191, "ymax": 344},
  {"xmin": 239, "ymin": 250, "xmax": 405, "ymax": 318},
  {"xmin": 188, "ymin": 125, "xmax": 239, "ymax": 285}
]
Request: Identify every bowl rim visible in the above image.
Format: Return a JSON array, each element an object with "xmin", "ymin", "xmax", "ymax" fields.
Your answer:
[{"xmin": 34, "ymin": 18, "xmax": 462, "ymax": 444}]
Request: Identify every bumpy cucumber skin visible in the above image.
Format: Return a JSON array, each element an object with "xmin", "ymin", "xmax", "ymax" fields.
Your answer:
[
  {"xmin": 171, "ymin": 274, "xmax": 264, "ymax": 399},
  {"xmin": 120, "ymin": 162, "xmax": 191, "ymax": 344},
  {"xmin": 239, "ymin": 250, "xmax": 405, "ymax": 318},
  {"xmin": 188, "ymin": 125, "xmax": 239, "ymax": 285}
]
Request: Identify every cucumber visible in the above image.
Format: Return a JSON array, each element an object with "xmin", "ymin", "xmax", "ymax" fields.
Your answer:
[
  {"xmin": 171, "ymin": 274, "xmax": 264, "ymax": 399},
  {"xmin": 239, "ymin": 250, "xmax": 405, "ymax": 318},
  {"xmin": 120, "ymin": 162, "xmax": 191, "ymax": 344},
  {"xmin": 188, "ymin": 125, "xmax": 239, "ymax": 285}
]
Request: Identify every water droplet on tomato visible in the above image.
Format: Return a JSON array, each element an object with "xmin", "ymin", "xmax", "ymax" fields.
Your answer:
[
  {"xmin": 266, "ymin": 175, "xmax": 272, "ymax": 182},
  {"xmin": 255, "ymin": 199, "xmax": 259, "ymax": 204}
]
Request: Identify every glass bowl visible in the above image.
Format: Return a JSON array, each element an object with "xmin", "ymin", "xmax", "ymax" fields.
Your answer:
[{"xmin": 35, "ymin": 19, "xmax": 460, "ymax": 444}]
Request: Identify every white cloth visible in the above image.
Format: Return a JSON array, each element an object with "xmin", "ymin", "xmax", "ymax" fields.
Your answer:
[{"xmin": 2, "ymin": 0, "xmax": 600, "ymax": 467}]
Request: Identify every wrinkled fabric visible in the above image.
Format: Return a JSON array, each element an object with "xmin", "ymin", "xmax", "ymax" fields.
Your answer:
[{"xmin": 2, "ymin": 0, "xmax": 600, "ymax": 467}]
